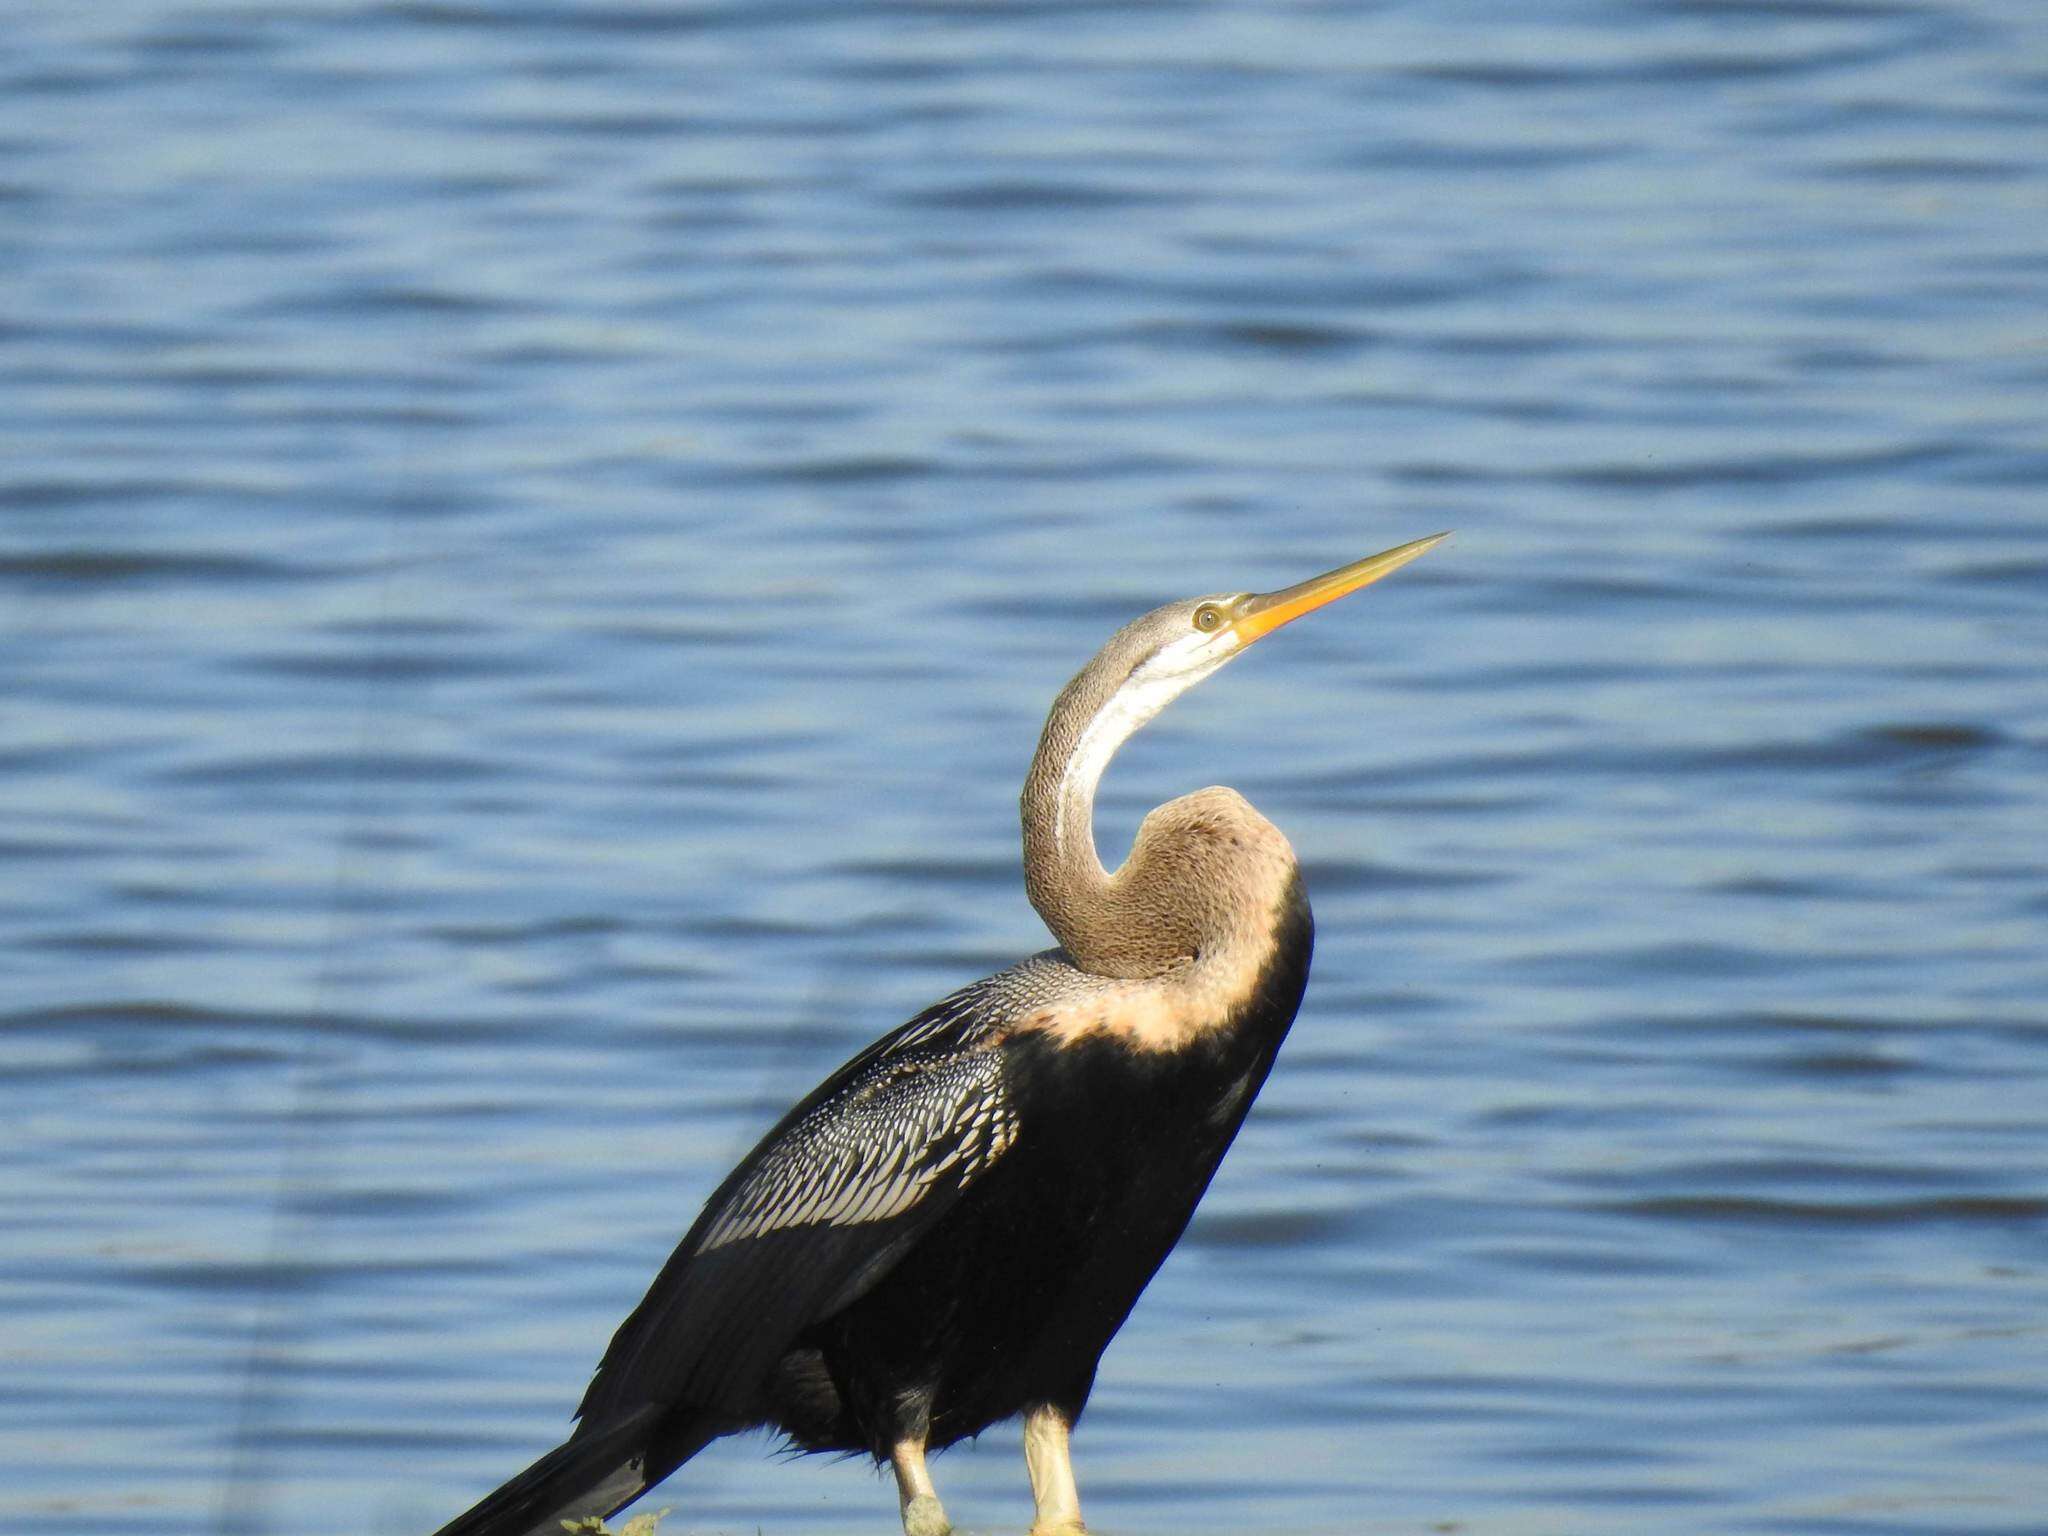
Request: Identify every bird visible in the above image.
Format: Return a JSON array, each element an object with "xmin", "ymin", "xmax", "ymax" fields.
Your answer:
[{"xmin": 427, "ymin": 532, "xmax": 1447, "ymax": 1536}]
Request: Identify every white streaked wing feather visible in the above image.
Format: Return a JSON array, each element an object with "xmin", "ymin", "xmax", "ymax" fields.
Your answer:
[{"xmin": 695, "ymin": 1050, "xmax": 1017, "ymax": 1253}]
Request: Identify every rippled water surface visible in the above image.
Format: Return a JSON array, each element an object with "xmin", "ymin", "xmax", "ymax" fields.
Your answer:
[{"xmin": 5, "ymin": 3, "xmax": 2047, "ymax": 1534}]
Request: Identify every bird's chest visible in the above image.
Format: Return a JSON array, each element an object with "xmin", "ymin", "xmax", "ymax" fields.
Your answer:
[
  {"xmin": 997, "ymin": 1028, "xmax": 1273, "ymax": 1247},
  {"xmin": 1001, "ymin": 928, "xmax": 1308, "ymax": 1187}
]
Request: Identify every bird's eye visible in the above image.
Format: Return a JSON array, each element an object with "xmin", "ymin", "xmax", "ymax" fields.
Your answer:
[{"xmin": 1192, "ymin": 605, "xmax": 1224, "ymax": 633}]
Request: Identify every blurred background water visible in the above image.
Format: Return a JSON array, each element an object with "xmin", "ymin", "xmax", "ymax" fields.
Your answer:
[{"xmin": 3, "ymin": 1, "xmax": 2046, "ymax": 1533}]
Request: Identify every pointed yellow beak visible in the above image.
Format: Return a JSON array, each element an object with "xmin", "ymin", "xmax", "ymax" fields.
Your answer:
[{"xmin": 1229, "ymin": 531, "xmax": 1449, "ymax": 646}]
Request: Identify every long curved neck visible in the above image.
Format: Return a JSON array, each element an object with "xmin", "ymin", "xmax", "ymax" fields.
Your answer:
[{"xmin": 1020, "ymin": 661, "xmax": 1192, "ymax": 978}]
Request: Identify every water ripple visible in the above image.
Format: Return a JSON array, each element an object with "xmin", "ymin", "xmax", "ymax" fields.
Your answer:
[{"xmin": 6, "ymin": 1, "xmax": 2048, "ymax": 1533}]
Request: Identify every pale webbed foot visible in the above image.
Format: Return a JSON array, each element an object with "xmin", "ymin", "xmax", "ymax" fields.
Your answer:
[
  {"xmin": 902, "ymin": 1491, "xmax": 953, "ymax": 1536},
  {"xmin": 1022, "ymin": 1404, "xmax": 1086, "ymax": 1536},
  {"xmin": 893, "ymin": 1433, "xmax": 953, "ymax": 1536}
]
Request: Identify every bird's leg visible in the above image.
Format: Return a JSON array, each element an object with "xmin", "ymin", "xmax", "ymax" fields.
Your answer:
[
  {"xmin": 1022, "ymin": 1403, "xmax": 1086, "ymax": 1535},
  {"xmin": 891, "ymin": 1434, "xmax": 952, "ymax": 1536}
]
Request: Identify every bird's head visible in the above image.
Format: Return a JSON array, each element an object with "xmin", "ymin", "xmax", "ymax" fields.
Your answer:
[
  {"xmin": 1075, "ymin": 531, "xmax": 1452, "ymax": 732},
  {"xmin": 1031, "ymin": 529, "xmax": 1450, "ymax": 864},
  {"xmin": 1024, "ymin": 531, "xmax": 1450, "ymax": 973}
]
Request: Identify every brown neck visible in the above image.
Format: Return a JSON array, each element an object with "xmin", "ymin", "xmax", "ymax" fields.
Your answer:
[
  {"xmin": 1020, "ymin": 663, "xmax": 1143, "ymax": 975},
  {"xmin": 1020, "ymin": 662, "xmax": 1296, "ymax": 980}
]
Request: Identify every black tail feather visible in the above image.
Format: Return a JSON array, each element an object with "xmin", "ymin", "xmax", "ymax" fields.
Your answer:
[{"xmin": 429, "ymin": 1406, "xmax": 680, "ymax": 1536}]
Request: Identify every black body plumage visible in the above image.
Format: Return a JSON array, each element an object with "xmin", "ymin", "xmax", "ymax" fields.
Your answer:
[{"xmin": 430, "ymin": 881, "xmax": 1312, "ymax": 1536}]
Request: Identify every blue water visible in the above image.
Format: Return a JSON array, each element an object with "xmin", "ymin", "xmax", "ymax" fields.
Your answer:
[{"xmin": 4, "ymin": 3, "xmax": 2046, "ymax": 1534}]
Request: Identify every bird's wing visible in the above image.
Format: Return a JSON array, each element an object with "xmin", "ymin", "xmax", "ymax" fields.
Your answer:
[
  {"xmin": 574, "ymin": 981, "xmax": 1026, "ymax": 1425},
  {"xmin": 691, "ymin": 1048, "xmax": 1016, "ymax": 1254}
]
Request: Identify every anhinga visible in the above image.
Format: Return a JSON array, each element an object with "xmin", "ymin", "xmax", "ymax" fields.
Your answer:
[{"xmin": 429, "ymin": 533, "xmax": 1446, "ymax": 1536}]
